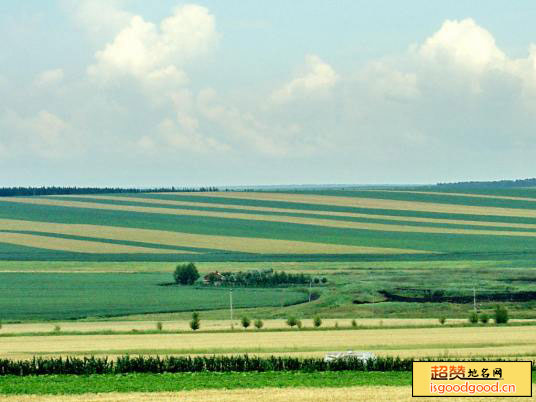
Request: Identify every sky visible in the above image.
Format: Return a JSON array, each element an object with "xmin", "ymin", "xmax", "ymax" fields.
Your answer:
[{"xmin": 1, "ymin": 1, "xmax": 536, "ymax": 187}]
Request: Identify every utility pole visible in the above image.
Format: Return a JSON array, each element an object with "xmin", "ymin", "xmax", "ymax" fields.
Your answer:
[
  {"xmin": 308, "ymin": 279, "xmax": 312, "ymax": 302},
  {"xmin": 230, "ymin": 288, "xmax": 233, "ymax": 323},
  {"xmin": 473, "ymin": 287, "xmax": 477, "ymax": 313}
]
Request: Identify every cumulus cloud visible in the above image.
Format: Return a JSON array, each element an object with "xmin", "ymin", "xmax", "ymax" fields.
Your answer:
[
  {"xmin": 34, "ymin": 68, "xmax": 64, "ymax": 87},
  {"xmin": 0, "ymin": 110, "xmax": 81, "ymax": 159},
  {"xmin": 88, "ymin": 4, "xmax": 218, "ymax": 89},
  {"xmin": 419, "ymin": 19, "xmax": 506, "ymax": 72},
  {"xmin": 271, "ymin": 54, "xmax": 338, "ymax": 103},
  {"xmin": 63, "ymin": 0, "xmax": 132, "ymax": 45},
  {"xmin": 136, "ymin": 117, "xmax": 227, "ymax": 154}
]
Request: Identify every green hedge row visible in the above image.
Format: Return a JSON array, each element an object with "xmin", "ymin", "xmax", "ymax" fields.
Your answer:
[
  {"xmin": 1, "ymin": 356, "xmax": 532, "ymax": 376},
  {"xmin": 0, "ymin": 355, "xmax": 411, "ymax": 376}
]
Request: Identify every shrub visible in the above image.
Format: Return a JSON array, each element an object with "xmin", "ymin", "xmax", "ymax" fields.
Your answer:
[
  {"xmin": 438, "ymin": 317, "xmax": 446, "ymax": 325},
  {"xmin": 334, "ymin": 321, "xmax": 339, "ymax": 329},
  {"xmin": 53, "ymin": 325, "xmax": 61, "ymax": 333},
  {"xmin": 313, "ymin": 316, "xmax": 322, "ymax": 328},
  {"xmin": 297, "ymin": 319, "xmax": 303, "ymax": 329},
  {"xmin": 468, "ymin": 311, "xmax": 478, "ymax": 324},
  {"xmin": 479, "ymin": 313, "xmax": 489, "ymax": 324},
  {"xmin": 254, "ymin": 319, "xmax": 263, "ymax": 329},
  {"xmin": 494, "ymin": 305, "xmax": 509, "ymax": 324},
  {"xmin": 286, "ymin": 316, "xmax": 298, "ymax": 328},
  {"xmin": 174, "ymin": 263, "xmax": 200, "ymax": 285},
  {"xmin": 241, "ymin": 316, "xmax": 251, "ymax": 329},
  {"xmin": 313, "ymin": 277, "xmax": 320, "ymax": 284},
  {"xmin": 351, "ymin": 319, "xmax": 358, "ymax": 328},
  {"xmin": 190, "ymin": 312, "xmax": 200, "ymax": 331},
  {"xmin": 156, "ymin": 322, "xmax": 163, "ymax": 331},
  {"xmin": 321, "ymin": 277, "xmax": 328, "ymax": 284}
]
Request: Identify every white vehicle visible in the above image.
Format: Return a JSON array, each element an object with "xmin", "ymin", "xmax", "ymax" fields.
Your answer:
[{"xmin": 323, "ymin": 351, "xmax": 376, "ymax": 363}]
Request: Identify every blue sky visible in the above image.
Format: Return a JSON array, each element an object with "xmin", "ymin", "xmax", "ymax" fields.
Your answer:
[{"xmin": 1, "ymin": 1, "xmax": 536, "ymax": 186}]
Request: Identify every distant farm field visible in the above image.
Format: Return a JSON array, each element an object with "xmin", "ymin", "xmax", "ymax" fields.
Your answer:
[{"xmin": 3, "ymin": 189, "xmax": 536, "ymax": 261}]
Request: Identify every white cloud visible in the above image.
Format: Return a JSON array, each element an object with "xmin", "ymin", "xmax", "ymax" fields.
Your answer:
[
  {"xmin": 419, "ymin": 19, "xmax": 506, "ymax": 72},
  {"xmin": 272, "ymin": 54, "xmax": 338, "ymax": 103},
  {"xmin": 136, "ymin": 117, "xmax": 227, "ymax": 154},
  {"xmin": 0, "ymin": 110, "xmax": 81, "ymax": 159},
  {"xmin": 361, "ymin": 62, "xmax": 419, "ymax": 101},
  {"xmin": 64, "ymin": 0, "xmax": 132, "ymax": 45},
  {"xmin": 34, "ymin": 68, "xmax": 64, "ymax": 87},
  {"xmin": 88, "ymin": 4, "xmax": 218, "ymax": 90},
  {"xmin": 198, "ymin": 88, "xmax": 323, "ymax": 156}
]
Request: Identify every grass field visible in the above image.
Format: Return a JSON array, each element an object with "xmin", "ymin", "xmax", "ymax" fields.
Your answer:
[
  {"xmin": 0, "ymin": 272, "xmax": 308, "ymax": 321},
  {"xmin": 0, "ymin": 375, "xmax": 535, "ymax": 400}
]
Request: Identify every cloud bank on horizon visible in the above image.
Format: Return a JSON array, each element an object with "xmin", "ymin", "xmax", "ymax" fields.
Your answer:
[{"xmin": 0, "ymin": 1, "xmax": 535, "ymax": 186}]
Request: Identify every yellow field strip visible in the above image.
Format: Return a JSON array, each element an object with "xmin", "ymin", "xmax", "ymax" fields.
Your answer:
[
  {"xmin": 179, "ymin": 191, "xmax": 536, "ymax": 219},
  {"xmin": 360, "ymin": 189, "xmax": 536, "ymax": 203},
  {"xmin": 0, "ymin": 232, "xmax": 184, "ymax": 254},
  {"xmin": 1, "ymin": 326, "xmax": 533, "ymax": 357},
  {"xmin": 0, "ymin": 219, "xmax": 415, "ymax": 254},
  {"xmin": 4, "ymin": 197, "xmax": 536, "ymax": 239},
  {"xmin": 57, "ymin": 194, "xmax": 536, "ymax": 231}
]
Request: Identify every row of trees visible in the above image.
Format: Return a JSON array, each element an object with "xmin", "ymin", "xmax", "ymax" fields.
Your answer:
[
  {"xmin": 0, "ymin": 186, "xmax": 219, "ymax": 197},
  {"xmin": 206, "ymin": 269, "xmax": 327, "ymax": 287},
  {"xmin": 173, "ymin": 264, "xmax": 328, "ymax": 287}
]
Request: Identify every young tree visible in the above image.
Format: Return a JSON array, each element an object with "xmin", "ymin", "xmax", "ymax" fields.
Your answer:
[
  {"xmin": 494, "ymin": 305, "xmax": 509, "ymax": 324},
  {"xmin": 468, "ymin": 311, "xmax": 478, "ymax": 324},
  {"xmin": 156, "ymin": 321, "xmax": 163, "ymax": 331},
  {"xmin": 241, "ymin": 316, "xmax": 251, "ymax": 329},
  {"xmin": 254, "ymin": 319, "xmax": 264, "ymax": 329},
  {"xmin": 438, "ymin": 317, "xmax": 446, "ymax": 325},
  {"xmin": 286, "ymin": 316, "xmax": 298, "ymax": 328},
  {"xmin": 174, "ymin": 263, "xmax": 200, "ymax": 285},
  {"xmin": 313, "ymin": 316, "xmax": 322, "ymax": 328},
  {"xmin": 479, "ymin": 313, "xmax": 489, "ymax": 324},
  {"xmin": 190, "ymin": 312, "xmax": 200, "ymax": 331}
]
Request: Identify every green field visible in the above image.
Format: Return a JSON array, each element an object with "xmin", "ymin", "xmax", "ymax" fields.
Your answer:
[
  {"xmin": 0, "ymin": 371, "xmax": 410, "ymax": 395},
  {"xmin": 0, "ymin": 273, "xmax": 307, "ymax": 321}
]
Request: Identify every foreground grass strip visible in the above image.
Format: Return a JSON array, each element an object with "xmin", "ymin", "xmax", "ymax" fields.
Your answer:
[
  {"xmin": 0, "ymin": 219, "xmax": 420, "ymax": 255},
  {"xmin": 0, "ymin": 232, "xmax": 188, "ymax": 254},
  {"xmin": 0, "ymin": 371, "xmax": 411, "ymax": 395},
  {"xmin": 2, "ymin": 327, "xmax": 536, "ymax": 359},
  {"xmin": 3, "ymin": 386, "xmax": 536, "ymax": 402}
]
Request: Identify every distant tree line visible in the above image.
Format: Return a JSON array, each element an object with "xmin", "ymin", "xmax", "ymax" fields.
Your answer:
[
  {"xmin": 437, "ymin": 178, "xmax": 536, "ymax": 188},
  {"xmin": 0, "ymin": 186, "xmax": 219, "ymax": 197}
]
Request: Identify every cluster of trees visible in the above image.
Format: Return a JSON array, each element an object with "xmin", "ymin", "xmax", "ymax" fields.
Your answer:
[
  {"xmin": 205, "ymin": 268, "xmax": 327, "ymax": 287},
  {"xmin": 0, "ymin": 186, "xmax": 219, "ymax": 197},
  {"xmin": 468, "ymin": 305, "xmax": 509, "ymax": 325},
  {"xmin": 173, "ymin": 263, "xmax": 328, "ymax": 288}
]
